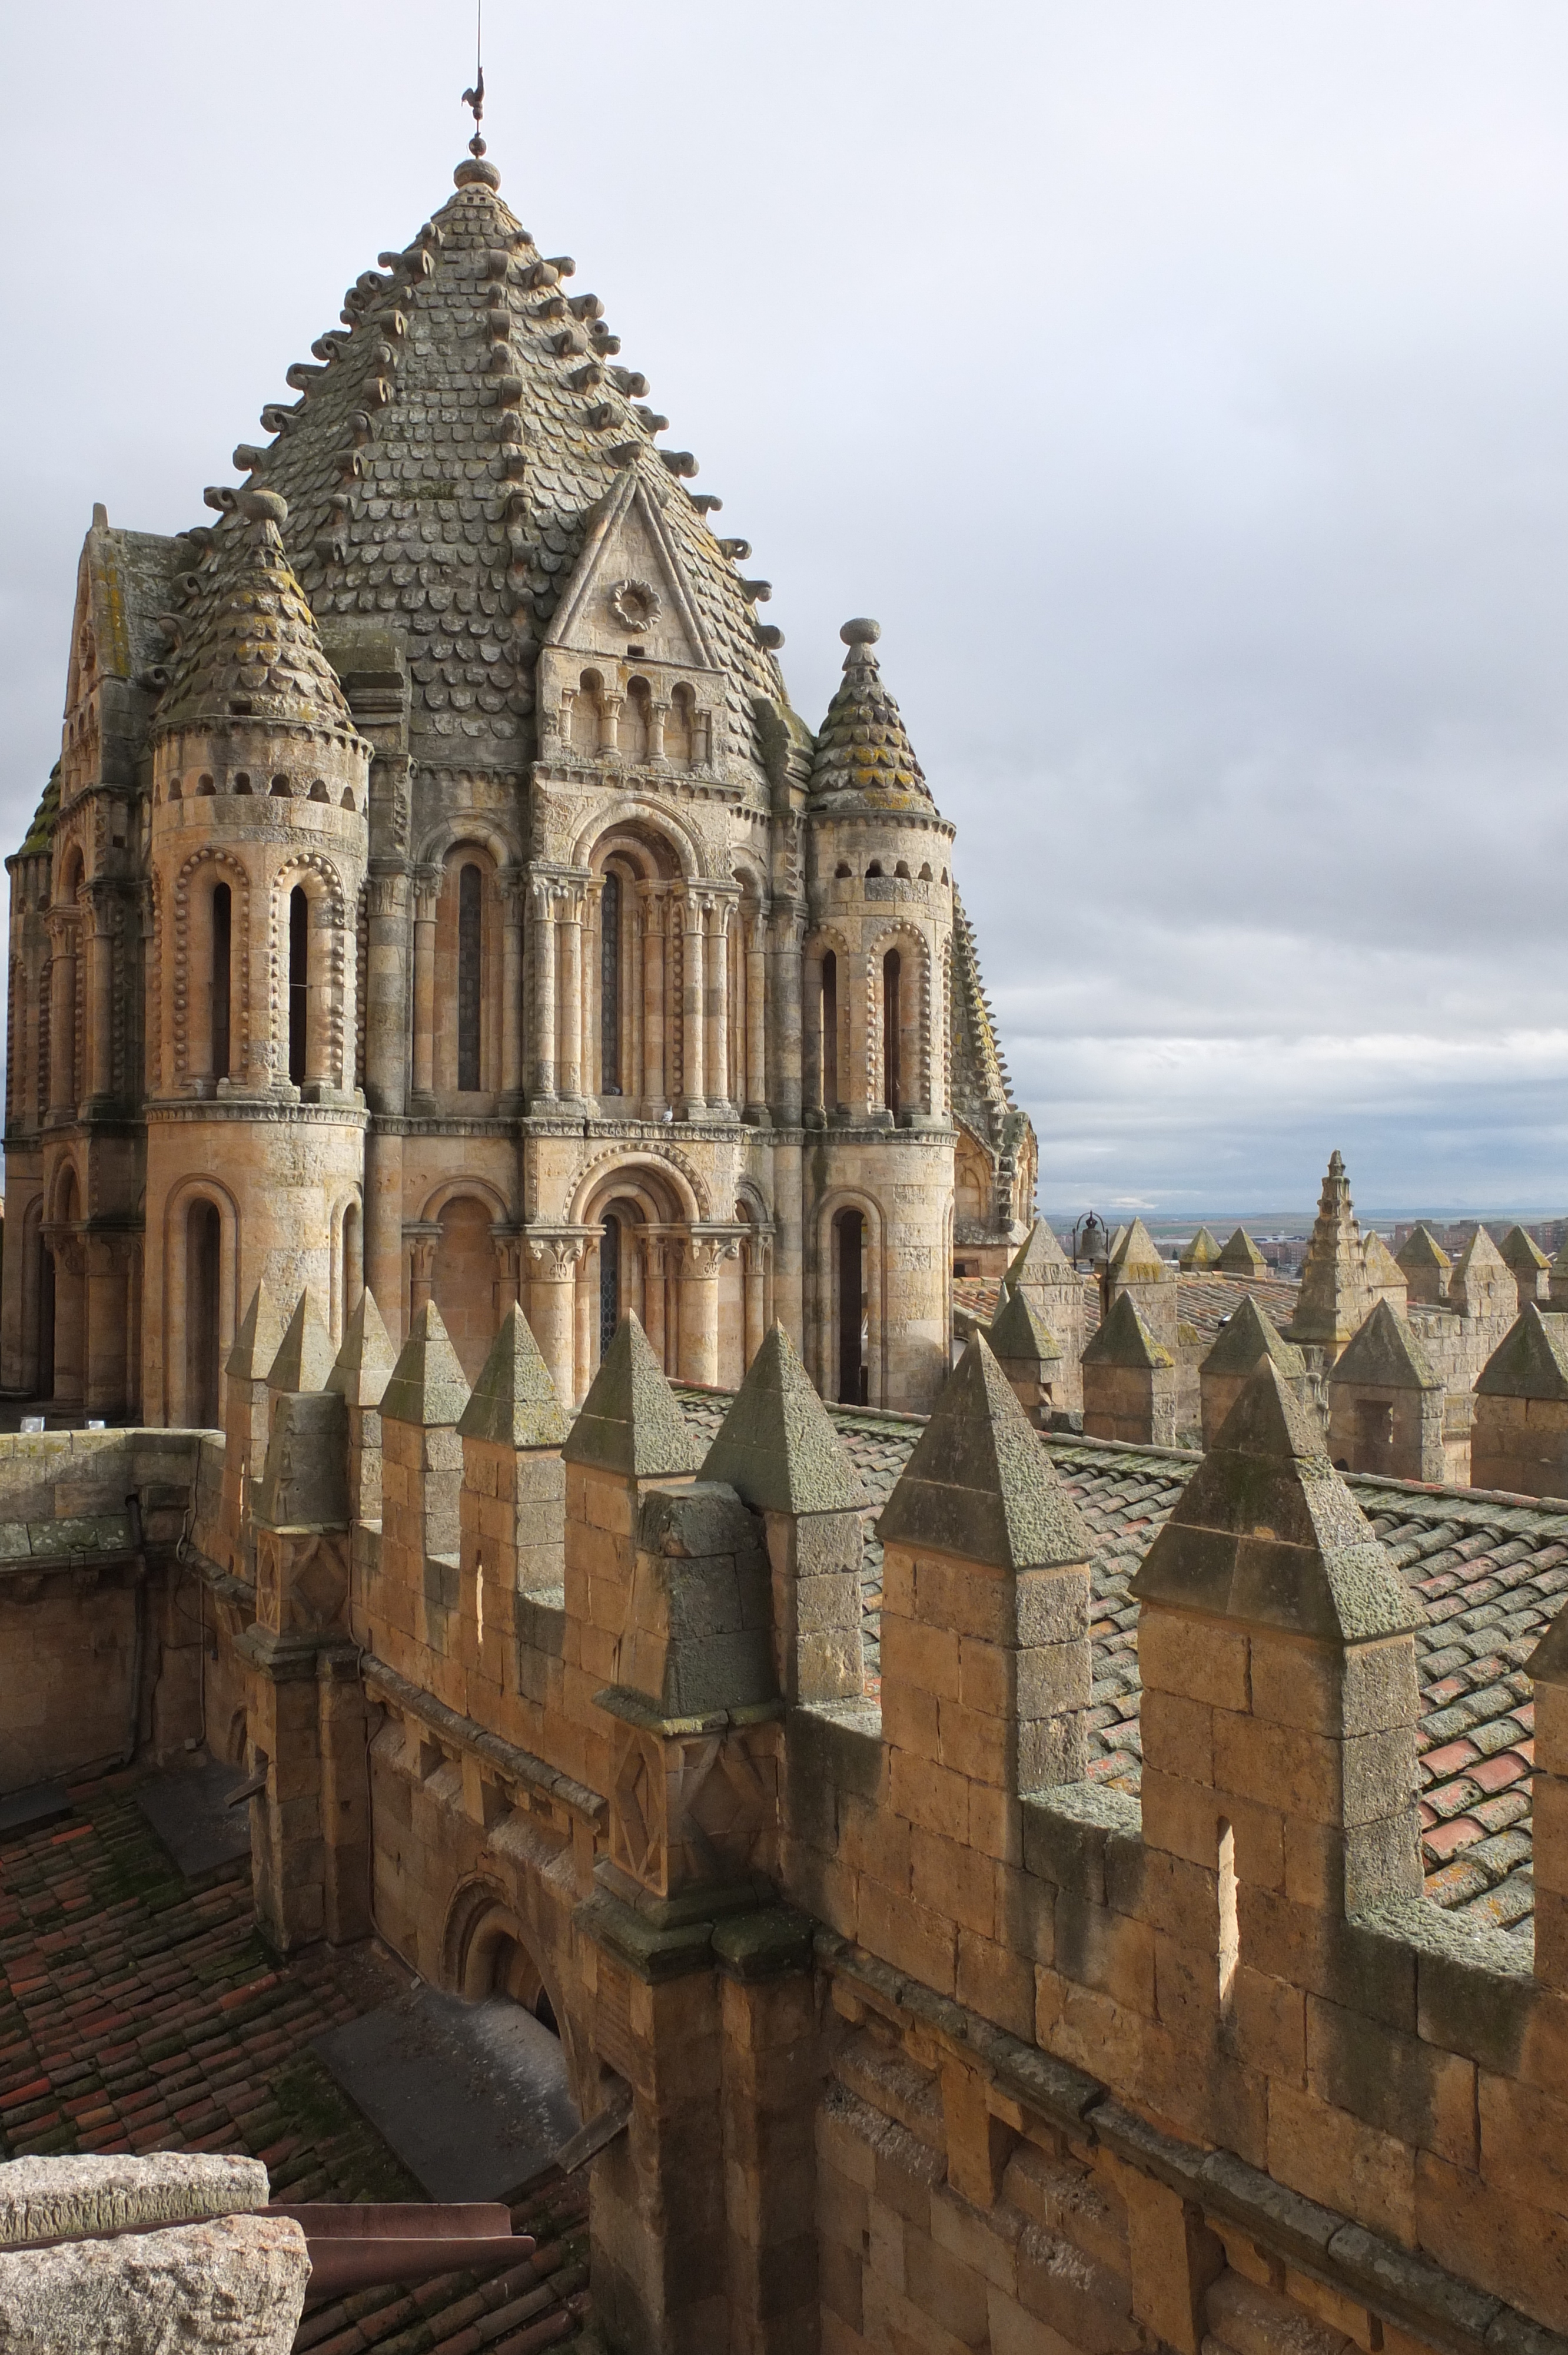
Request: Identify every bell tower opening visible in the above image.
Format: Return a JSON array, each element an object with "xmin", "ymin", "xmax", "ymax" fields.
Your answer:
[
  {"xmin": 821, "ymin": 950, "xmax": 839, "ymax": 1111},
  {"xmin": 457, "ymin": 862, "xmax": 482, "ymax": 1092}
]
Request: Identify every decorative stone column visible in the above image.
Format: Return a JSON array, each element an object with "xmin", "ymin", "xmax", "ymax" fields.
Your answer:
[
  {"xmin": 410, "ymin": 863, "xmax": 440, "ymax": 1106},
  {"xmin": 524, "ymin": 1227, "xmax": 593, "ymax": 1407},
  {"xmin": 46, "ymin": 908, "xmax": 77, "ymax": 1116},
  {"xmin": 498, "ymin": 867, "xmax": 524, "ymax": 1106},
  {"xmin": 363, "ymin": 867, "xmax": 410, "ymax": 1117},
  {"xmin": 706, "ymin": 898, "xmax": 730, "ymax": 1117},
  {"xmin": 531, "ymin": 876, "xmax": 558, "ymax": 1102},
  {"xmin": 405, "ymin": 1220, "xmax": 440, "ymax": 1317},
  {"xmin": 85, "ymin": 883, "xmax": 115, "ymax": 1106},
  {"xmin": 680, "ymin": 1230, "xmax": 735, "ymax": 1387},
  {"xmin": 560, "ymin": 884, "xmax": 584, "ymax": 1104},
  {"xmin": 744, "ymin": 907, "xmax": 768, "ymax": 1122},
  {"xmin": 640, "ymin": 884, "xmax": 666, "ymax": 1116},
  {"xmin": 680, "ymin": 893, "xmax": 706, "ymax": 1116}
]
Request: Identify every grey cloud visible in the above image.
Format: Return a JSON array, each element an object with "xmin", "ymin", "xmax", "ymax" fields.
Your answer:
[{"xmin": 4, "ymin": 1, "xmax": 1567, "ymax": 1212}]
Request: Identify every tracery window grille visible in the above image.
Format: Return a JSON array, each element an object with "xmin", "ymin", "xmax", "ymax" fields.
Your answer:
[
  {"xmin": 599, "ymin": 1212, "xmax": 621, "ymax": 1358},
  {"xmin": 457, "ymin": 863, "xmax": 482, "ymax": 1092},
  {"xmin": 600, "ymin": 869, "xmax": 622, "ymax": 1093}
]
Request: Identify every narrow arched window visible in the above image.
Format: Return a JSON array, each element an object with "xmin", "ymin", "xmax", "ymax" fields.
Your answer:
[
  {"xmin": 835, "ymin": 1207, "xmax": 866, "ymax": 1405},
  {"xmin": 457, "ymin": 863, "xmax": 483, "ymax": 1091},
  {"xmin": 211, "ymin": 883, "xmax": 231, "ymax": 1082},
  {"xmin": 600, "ymin": 869, "xmax": 622, "ymax": 1094},
  {"xmin": 288, "ymin": 887, "xmax": 308, "ymax": 1085},
  {"xmin": 822, "ymin": 951, "xmax": 838, "ymax": 1109},
  {"xmin": 187, "ymin": 1200, "xmax": 222, "ymax": 1426},
  {"xmin": 883, "ymin": 948, "xmax": 902, "ymax": 1115}
]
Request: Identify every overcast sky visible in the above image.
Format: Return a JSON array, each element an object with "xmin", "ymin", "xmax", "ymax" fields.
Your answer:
[{"xmin": 5, "ymin": 2, "xmax": 1568, "ymax": 1218}]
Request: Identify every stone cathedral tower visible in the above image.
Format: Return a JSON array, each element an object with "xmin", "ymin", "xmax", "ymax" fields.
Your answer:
[{"xmin": 2, "ymin": 140, "xmax": 1034, "ymax": 1423}]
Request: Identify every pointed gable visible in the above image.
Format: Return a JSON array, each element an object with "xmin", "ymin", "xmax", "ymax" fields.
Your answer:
[
  {"xmin": 1330, "ymin": 1299, "xmax": 1441, "ymax": 1394},
  {"xmin": 699, "ymin": 1324, "xmax": 867, "ymax": 1514},
  {"xmin": 1501, "ymin": 1226, "xmax": 1550, "ymax": 1279},
  {"xmin": 457, "ymin": 1304, "xmax": 571, "ymax": 1449},
  {"xmin": 1396, "ymin": 1223, "xmax": 1451, "ymax": 1305},
  {"xmin": 544, "ymin": 466, "xmax": 719, "ymax": 674},
  {"xmin": 1450, "ymin": 1225, "xmax": 1513, "ymax": 1318},
  {"xmin": 1362, "ymin": 1231, "xmax": 1407, "ymax": 1303},
  {"xmin": 562, "ymin": 1314, "xmax": 702, "ymax": 1478},
  {"xmin": 1131, "ymin": 1361, "xmax": 1417, "ymax": 1643},
  {"xmin": 1476, "ymin": 1303, "xmax": 1568, "ymax": 1403},
  {"xmin": 877, "ymin": 1334, "xmax": 1090, "ymax": 1573},
  {"xmin": 1201, "ymin": 1294, "xmax": 1303, "ymax": 1380}
]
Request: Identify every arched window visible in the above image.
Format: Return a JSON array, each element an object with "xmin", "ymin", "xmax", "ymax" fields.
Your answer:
[
  {"xmin": 600, "ymin": 869, "xmax": 622, "ymax": 1093},
  {"xmin": 211, "ymin": 883, "xmax": 231, "ymax": 1082},
  {"xmin": 622, "ymin": 679, "xmax": 651, "ymax": 763},
  {"xmin": 340, "ymin": 1200, "xmax": 363, "ymax": 1333},
  {"xmin": 666, "ymin": 685, "xmax": 694, "ymax": 765},
  {"xmin": 599, "ymin": 1209, "xmax": 622, "ymax": 1361},
  {"xmin": 572, "ymin": 671, "xmax": 602, "ymax": 756},
  {"xmin": 821, "ymin": 951, "xmax": 839, "ymax": 1110},
  {"xmin": 835, "ymin": 1208, "xmax": 867, "ymax": 1405},
  {"xmin": 457, "ymin": 863, "xmax": 483, "ymax": 1092},
  {"xmin": 288, "ymin": 887, "xmax": 308, "ymax": 1086},
  {"xmin": 883, "ymin": 949, "xmax": 902, "ymax": 1116},
  {"xmin": 186, "ymin": 1200, "xmax": 222, "ymax": 1426}
]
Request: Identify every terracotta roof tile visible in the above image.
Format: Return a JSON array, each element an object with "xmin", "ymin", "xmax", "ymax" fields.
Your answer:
[{"xmin": 0, "ymin": 1777, "xmax": 592, "ymax": 2351}]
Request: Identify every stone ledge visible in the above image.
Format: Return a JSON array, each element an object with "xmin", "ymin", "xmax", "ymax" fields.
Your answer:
[{"xmin": 361, "ymin": 1651, "xmax": 605, "ymax": 1827}]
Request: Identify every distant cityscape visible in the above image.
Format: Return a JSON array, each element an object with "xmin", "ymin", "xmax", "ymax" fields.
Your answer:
[{"xmin": 1044, "ymin": 1213, "xmax": 1568, "ymax": 1278}]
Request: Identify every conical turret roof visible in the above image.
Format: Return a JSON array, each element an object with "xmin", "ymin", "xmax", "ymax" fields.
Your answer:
[
  {"xmin": 808, "ymin": 621, "xmax": 936, "ymax": 814},
  {"xmin": 154, "ymin": 493, "xmax": 360, "ymax": 741},
  {"xmin": 202, "ymin": 153, "xmax": 787, "ymax": 780}
]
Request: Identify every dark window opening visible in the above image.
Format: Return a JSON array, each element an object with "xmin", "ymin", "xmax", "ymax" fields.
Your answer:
[
  {"xmin": 822, "ymin": 951, "xmax": 838, "ymax": 1109},
  {"xmin": 1353, "ymin": 1397, "xmax": 1393, "ymax": 1473},
  {"xmin": 288, "ymin": 887, "xmax": 308, "ymax": 1086},
  {"xmin": 37, "ymin": 1240, "xmax": 54, "ymax": 1401},
  {"xmin": 187, "ymin": 1200, "xmax": 222, "ymax": 1427},
  {"xmin": 836, "ymin": 1207, "xmax": 867, "ymax": 1405},
  {"xmin": 211, "ymin": 883, "xmax": 231, "ymax": 1081},
  {"xmin": 599, "ymin": 1213, "xmax": 620, "ymax": 1361},
  {"xmin": 457, "ymin": 862, "xmax": 483, "ymax": 1091},
  {"xmin": 600, "ymin": 869, "xmax": 621, "ymax": 1092},
  {"xmin": 883, "ymin": 948, "xmax": 902, "ymax": 1115}
]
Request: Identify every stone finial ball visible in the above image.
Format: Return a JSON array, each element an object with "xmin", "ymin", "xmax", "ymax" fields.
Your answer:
[
  {"xmin": 841, "ymin": 617, "xmax": 881, "ymax": 646},
  {"xmin": 240, "ymin": 488, "xmax": 289, "ymax": 525}
]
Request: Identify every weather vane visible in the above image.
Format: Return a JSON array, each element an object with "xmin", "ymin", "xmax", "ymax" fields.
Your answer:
[{"xmin": 461, "ymin": 0, "xmax": 486, "ymax": 157}]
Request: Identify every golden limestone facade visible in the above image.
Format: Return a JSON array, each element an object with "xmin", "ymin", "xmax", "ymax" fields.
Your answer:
[{"xmin": 1, "ymin": 148, "xmax": 1034, "ymax": 1429}]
